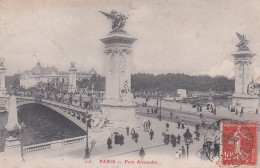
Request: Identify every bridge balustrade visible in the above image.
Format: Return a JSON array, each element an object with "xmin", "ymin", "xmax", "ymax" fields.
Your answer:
[{"xmin": 22, "ymin": 136, "xmax": 87, "ymax": 157}]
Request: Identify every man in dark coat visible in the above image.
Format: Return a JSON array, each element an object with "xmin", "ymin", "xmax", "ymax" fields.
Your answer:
[
  {"xmin": 149, "ymin": 129, "xmax": 154, "ymax": 140},
  {"xmin": 107, "ymin": 137, "xmax": 112, "ymax": 150},
  {"xmin": 181, "ymin": 120, "xmax": 185, "ymax": 129},
  {"xmin": 120, "ymin": 134, "xmax": 124, "ymax": 146},
  {"xmin": 166, "ymin": 122, "xmax": 169, "ymax": 131},
  {"xmin": 177, "ymin": 134, "xmax": 181, "ymax": 145},
  {"xmin": 139, "ymin": 147, "xmax": 145, "ymax": 160},
  {"xmin": 171, "ymin": 134, "xmax": 176, "ymax": 148},
  {"xmin": 126, "ymin": 126, "xmax": 129, "ymax": 136},
  {"xmin": 134, "ymin": 133, "xmax": 139, "ymax": 143},
  {"xmin": 177, "ymin": 121, "xmax": 181, "ymax": 129}
]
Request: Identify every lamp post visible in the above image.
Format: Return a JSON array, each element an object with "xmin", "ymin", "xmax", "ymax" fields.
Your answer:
[
  {"xmin": 185, "ymin": 137, "xmax": 191, "ymax": 159},
  {"xmin": 159, "ymin": 95, "xmax": 162, "ymax": 121},
  {"xmin": 85, "ymin": 114, "xmax": 90, "ymax": 159},
  {"xmin": 20, "ymin": 121, "xmax": 26, "ymax": 161}
]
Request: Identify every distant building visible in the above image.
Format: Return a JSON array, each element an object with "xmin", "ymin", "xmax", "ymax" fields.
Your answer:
[{"xmin": 20, "ymin": 61, "xmax": 97, "ymax": 89}]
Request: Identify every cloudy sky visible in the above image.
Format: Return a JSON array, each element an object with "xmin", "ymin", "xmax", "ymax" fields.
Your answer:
[{"xmin": 1, "ymin": 0, "xmax": 260, "ymax": 79}]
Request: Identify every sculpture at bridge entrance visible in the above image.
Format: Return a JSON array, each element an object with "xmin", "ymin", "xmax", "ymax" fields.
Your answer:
[
  {"xmin": 100, "ymin": 10, "xmax": 139, "ymax": 129},
  {"xmin": 231, "ymin": 33, "xmax": 258, "ymax": 112},
  {"xmin": 99, "ymin": 10, "xmax": 128, "ymax": 32}
]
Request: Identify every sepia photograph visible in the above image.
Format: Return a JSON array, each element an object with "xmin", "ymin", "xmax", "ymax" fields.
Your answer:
[{"xmin": 0, "ymin": 0, "xmax": 259, "ymax": 167}]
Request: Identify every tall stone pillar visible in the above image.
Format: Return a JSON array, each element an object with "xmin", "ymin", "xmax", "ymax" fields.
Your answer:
[
  {"xmin": 232, "ymin": 33, "xmax": 258, "ymax": 112},
  {"xmin": 0, "ymin": 58, "xmax": 7, "ymax": 112},
  {"xmin": 100, "ymin": 10, "xmax": 139, "ymax": 129},
  {"xmin": 68, "ymin": 62, "xmax": 77, "ymax": 94},
  {"xmin": 0, "ymin": 59, "xmax": 6, "ymax": 95}
]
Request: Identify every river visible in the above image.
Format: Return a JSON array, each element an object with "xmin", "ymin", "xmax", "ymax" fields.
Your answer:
[{"xmin": 0, "ymin": 104, "xmax": 86, "ymax": 152}]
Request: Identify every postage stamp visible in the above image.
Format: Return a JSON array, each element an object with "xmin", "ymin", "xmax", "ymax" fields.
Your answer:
[{"xmin": 221, "ymin": 122, "xmax": 257, "ymax": 167}]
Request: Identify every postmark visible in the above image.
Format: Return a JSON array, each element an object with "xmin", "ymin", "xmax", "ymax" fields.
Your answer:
[{"xmin": 221, "ymin": 122, "xmax": 257, "ymax": 167}]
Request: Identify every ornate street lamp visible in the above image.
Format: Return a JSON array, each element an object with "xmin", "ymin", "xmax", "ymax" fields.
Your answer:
[
  {"xmin": 20, "ymin": 121, "xmax": 27, "ymax": 161},
  {"xmin": 185, "ymin": 137, "xmax": 192, "ymax": 159},
  {"xmin": 85, "ymin": 113, "xmax": 90, "ymax": 159},
  {"xmin": 159, "ymin": 95, "xmax": 162, "ymax": 121}
]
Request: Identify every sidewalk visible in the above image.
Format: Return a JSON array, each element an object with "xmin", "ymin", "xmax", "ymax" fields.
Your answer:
[{"xmin": 42, "ymin": 115, "xmax": 206, "ymax": 162}]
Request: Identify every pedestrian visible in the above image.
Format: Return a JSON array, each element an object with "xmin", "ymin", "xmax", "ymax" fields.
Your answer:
[
  {"xmin": 213, "ymin": 142, "xmax": 220, "ymax": 158},
  {"xmin": 147, "ymin": 108, "xmax": 149, "ymax": 114},
  {"xmin": 114, "ymin": 133, "xmax": 119, "ymax": 144},
  {"xmin": 199, "ymin": 113, "xmax": 203, "ymax": 119},
  {"xmin": 256, "ymin": 108, "xmax": 258, "ymax": 114},
  {"xmin": 200, "ymin": 106, "xmax": 202, "ymax": 112},
  {"xmin": 120, "ymin": 134, "xmax": 124, "ymax": 146},
  {"xmin": 182, "ymin": 146, "xmax": 186, "ymax": 158},
  {"xmin": 126, "ymin": 126, "xmax": 129, "ymax": 136},
  {"xmin": 177, "ymin": 121, "xmax": 181, "ymax": 129},
  {"xmin": 194, "ymin": 129, "xmax": 200, "ymax": 141},
  {"xmin": 149, "ymin": 129, "xmax": 154, "ymax": 140},
  {"xmin": 166, "ymin": 122, "xmax": 169, "ymax": 131},
  {"xmin": 147, "ymin": 120, "xmax": 151, "ymax": 130},
  {"xmin": 139, "ymin": 147, "xmax": 145, "ymax": 160},
  {"xmin": 107, "ymin": 137, "xmax": 112, "ymax": 150},
  {"xmin": 240, "ymin": 107, "xmax": 244, "ymax": 117},
  {"xmin": 235, "ymin": 108, "xmax": 238, "ymax": 115},
  {"xmin": 181, "ymin": 120, "xmax": 185, "ymax": 129},
  {"xmin": 131, "ymin": 129, "xmax": 135, "ymax": 140},
  {"xmin": 170, "ymin": 112, "xmax": 173, "ymax": 118},
  {"xmin": 178, "ymin": 148, "xmax": 182, "ymax": 158},
  {"xmin": 171, "ymin": 134, "xmax": 176, "ymax": 148},
  {"xmin": 164, "ymin": 133, "xmax": 170, "ymax": 145},
  {"xmin": 175, "ymin": 151, "xmax": 180, "ymax": 159},
  {"xmin": 134, "ymin": 133, "xmax": 139, "ymax": 143},
  {"xmin": 177, "ymin": 134, "xmax": 181, "ymax": 145},
  {"xmin": 151, "ymin": 108, "xmax": 154, "ymax": 114}
]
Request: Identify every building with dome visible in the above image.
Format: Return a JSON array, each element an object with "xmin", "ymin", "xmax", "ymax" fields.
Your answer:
[{"xmin": 20, "ymin": 61, "xmax": 97, "ymax": 89}]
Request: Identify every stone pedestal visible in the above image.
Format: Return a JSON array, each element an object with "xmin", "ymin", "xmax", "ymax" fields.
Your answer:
[
  {"xmin": 100, "ymin": 31, "xmax": 140, "ymax": 129},
  {"xmin": 4, "ymin": 136, "xmax": 21, "ymax": 157},
  {"xmin": 231, "ymin": 50, "xmax": 258, "ymax": 112}
]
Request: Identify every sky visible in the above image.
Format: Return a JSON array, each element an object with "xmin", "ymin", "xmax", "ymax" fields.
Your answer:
[{"xmin": 1, "ymin": 0, "xmax": 260, "ymax": 80}]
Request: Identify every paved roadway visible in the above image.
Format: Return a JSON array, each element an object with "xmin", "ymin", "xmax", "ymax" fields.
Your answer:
[{"xmin": 135, "ymin": 97, "xmax": 260, "ymax": 126}]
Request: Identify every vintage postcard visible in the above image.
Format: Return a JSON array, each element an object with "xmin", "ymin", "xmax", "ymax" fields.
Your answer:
[{"xmin": 0, "ymin": 0, "xmax": 259, "ymax": 168}]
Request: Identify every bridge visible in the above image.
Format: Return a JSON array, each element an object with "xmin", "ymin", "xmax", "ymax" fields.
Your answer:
[
  {"xmin": 16, "ymin": 96, "xmax": 107, "ymax": 132},
  {"xmin": 17, "ymin": 96, "xmax": 89, "ymax": 131},
  {"xmin": 5, "ymin": 96, "xmax": 109, "ymax": 158}
]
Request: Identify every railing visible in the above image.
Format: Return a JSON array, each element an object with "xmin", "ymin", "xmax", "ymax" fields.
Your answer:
[
  {"xmin": 62, "ymin": 136, "xmax": 86, "ymax": 147},
  {"xmin": 22, "ymin": 135, "xmax": 87, "ymax": 157}
]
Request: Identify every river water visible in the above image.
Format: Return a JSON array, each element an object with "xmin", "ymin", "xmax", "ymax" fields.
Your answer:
[{"xmin": 0, "ymin": 104, "xmax": 86, "ymax": 152}]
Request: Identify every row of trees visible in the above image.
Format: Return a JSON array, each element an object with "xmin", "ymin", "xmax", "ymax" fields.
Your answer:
[
  {"xmin": 6, "ymin": 73, "xmax": 234, "ymax": 92},
  {"xmin": 131, "ymin": 73, "xmax": 234, "ymax": 92},
  {"xmin": 78, "ymin": 73, "xmax": 234, "ymax": 92}
]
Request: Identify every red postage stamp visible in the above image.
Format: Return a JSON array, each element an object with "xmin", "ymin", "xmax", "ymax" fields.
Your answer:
[{"xmin": 221, "ymin": 122, "xmax": 257, "ymax": 167}]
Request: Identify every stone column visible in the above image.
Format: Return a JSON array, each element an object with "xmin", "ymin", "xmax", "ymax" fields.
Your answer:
[
  {"xmin": 101, "ymin": 34, "xmax": 136, "ymax": 105},
  {"xmin": 0, "ymin": 61, "xmax": 6, "ymax": 95},
  {"xmin": 68, "ymin": 62, "xmax": 77, "ymax": 94}
]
